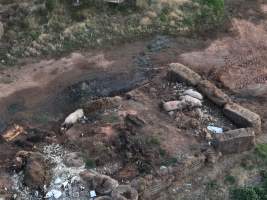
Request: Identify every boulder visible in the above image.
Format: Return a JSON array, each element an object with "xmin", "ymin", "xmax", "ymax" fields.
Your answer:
[
  {"xmin": 167, "ymin": 63, "xmax": 202, "ymax": 86},
  {"xmin": 80, "ymin": 170, "xmax": 119, "ymax": 195},
  {"xmin": 197, "ymin": 80, "xmax": 231, "ymax": 106},
  {"xmin": 125, "ymin": 114, "xmax": 146, "ymax": 128},
  {"xmin": 23, "ymin": 152, "xmax": 51, "ymax": 189},
  {"xmin": 0, "ymin": 22, "xmax": 3, "ymax": 40},
  {"xmin": 212, "ymin": 128, "xmax": 255, "ymax": 154},
  {"xmin": 223, "ymin": 103, "xmax": 261, "ymax": 134},
  {"xmin": 111, "ymin": 185, "xmax": 138, "ymax": 200}
]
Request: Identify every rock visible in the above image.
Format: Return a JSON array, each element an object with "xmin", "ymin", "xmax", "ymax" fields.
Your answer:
[
  {"xmin": 212, "ymin": 128, "xmax": 255, "ymax": 154},
  {"xmin": 130, "ymin": 177, "xmax": 146, "ymax": 193},
  {"xmin": 180, "ymin": 95, "xmax": 202, "ymax": 108},
  {"xmin": 163, "ymin": 100, "xmax": 186, "ymax": 112},
  {"xmin": 223, "ymin": 103, "xmax": 261, "ymax": 134},
  {"xmin": 111, "ymin": 185, "xmax": 138, "ymax": 200},
  {"xmin": 23, "ymin": 152, "xmax": 51, "ymax": 189},
  {"xmin": 236, "ymin": 83, "xmax": 267, "ymax": 99},
  {"xmin": 80, "ymin": 170, "xmax": 119, "ymax": 195},
  {"xmin": 167, "ymin": 63, "xmax": 202, "ymax": 86},
  {"xmin": 0, "ymin": 22, "xmax": 4, "ymax": 40},
  {"xmin": 197, "ymin": 80, "xmax": 231, "ymax": 106},
  {"xmin": 64, "ymin": 152, "xmax": 84, "ymax": 167},
  {"xmin": 125, "ymin": 114, "xmax": 146, "ymax": 128},
  {"xmin": 183, "ymin": 89, "xmax": 203, "ymax": 100}
]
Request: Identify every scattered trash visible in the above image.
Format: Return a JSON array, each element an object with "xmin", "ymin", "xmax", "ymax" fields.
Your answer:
[
  {"xmin": 183, "ymin": 89, "xmax": 203, "ymax": 100},
  {"xmin": 207, "ymin": 126, "xmax": 223, "ymax": 134},
  {"xmin": 45, "ymin": 189, "xmax": 62, "ymax": 199},
  {"xmin": 90, "ymin": 190, "xmax": 97, "ymax": 198},
  {"xmin": 2, "ymin": 124, "xmax": 25, "ymax": 142}
]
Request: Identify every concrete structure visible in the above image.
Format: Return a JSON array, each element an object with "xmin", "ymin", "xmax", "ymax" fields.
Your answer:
[{"xmin": 213, "ymin": 128, "xmax": 255, "ymax": 154}]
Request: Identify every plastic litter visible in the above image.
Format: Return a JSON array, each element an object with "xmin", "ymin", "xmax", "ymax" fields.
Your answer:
[
  {"xmin": 45, "ymin": 189, "xmax": 62, "ymax": 199},
  {"xmin": 207, "ymin": 126, "xmax": 223, "ymax": 134},
  {"xmin": 90, "ymin": 190, "xmax": 97, "ymax": 198}
]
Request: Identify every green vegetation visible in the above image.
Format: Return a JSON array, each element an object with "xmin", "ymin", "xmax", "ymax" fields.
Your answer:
[
  {"xmin": 224, "ymin": 175, "xmax": 236, "ymax": 185},
  {"xmin": 206, "ymin": 180, "xmax": 219, "ymax": 191},
  {"xmin": 255, "ymin": 144, "xmax": 267, "ymax": 162},
  {"xmin": 0, "ymin": 0, "xmax": 226, "ymax": 66},
  {"xmin": 184, "ymin": 0, "xmax": 225, "ymax": 32},
  {"xmin": 161, "ymin": 157, "xmax": 178, "ymax": 166},
  {"xmin": 85, "ymin": 158, "xmax": 96, "ymax": 169},
  {"xmin": 147, "ymin": 136, "xmax": 161, "ymax": 146}
]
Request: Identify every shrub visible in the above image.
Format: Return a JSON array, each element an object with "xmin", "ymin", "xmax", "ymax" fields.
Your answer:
[
  {"xmin": 231, "ymin": 187, "xmax": 260, "ymax": 200},
  {"xmin": 224, "ymin": 175, "xmax": 236, "ymax": 185},
  {"xmin": 85, "ymin": 158, "xmax": 96, "ymax": 169},
  {"xmin": 255, "ymin": 144, "xmax": 267, "ymax": 162},
  {"xmin": 46, "ymin": 0, "xmax": 57, "ymax": 12},
  {"xmin": 184, "ymin": 0, "xmax": 225, "ymax": 32}
]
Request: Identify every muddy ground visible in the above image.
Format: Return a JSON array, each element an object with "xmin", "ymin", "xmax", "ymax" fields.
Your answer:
[{"xmin": 0, "ymin": 0, "xmax": 267, "ymax": 199}]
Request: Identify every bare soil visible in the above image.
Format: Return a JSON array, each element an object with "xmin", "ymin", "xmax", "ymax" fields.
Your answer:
[{"xmin": 0, "ymin": 0, "xmax": 267, "ymax": 199}]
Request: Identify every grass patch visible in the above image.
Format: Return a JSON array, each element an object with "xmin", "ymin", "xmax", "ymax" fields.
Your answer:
[
  {"xmin": 85, "ymin": 158, "xmax": 96, "ymax": 169},
  {"xmin": 255, "ymin": 144, "xmax": 267, "ymax": 162},
  {"xmin": 161, "ymin": 157, "xmax": 178, "ymax": 166},
  {"xmin": 230, "ymin": 174, "xmax": 267, "ymax": 200},
  {"xmin": 224, "ymin": 175, "xmax": 236, "ymax": 185},
  {"xmin": 147, "ymin": 136, "xmax": 161, "ymax": 146},
  {"xmin": 206, "ymin": 180, "xmax": 219, "ymax": 191}
]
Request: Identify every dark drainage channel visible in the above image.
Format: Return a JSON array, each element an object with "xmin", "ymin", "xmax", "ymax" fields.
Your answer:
[{"xmin": 0, "ymin": 69, "xmax": 151, "ymax": 130}]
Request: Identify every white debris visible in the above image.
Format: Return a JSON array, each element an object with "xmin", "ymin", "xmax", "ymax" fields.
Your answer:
[
  {"xmin": 45, "ymin": 189, "xmax": 62, "ymax": 199},
  {"xmin": 63, "ymin": 109, "xmax": 84, "ymax": 126},
  {"xmin": 180, "ymin": 95, "xmax": 202, "ymax": 107},
  {"xmin": 54, "ymin": 177, "xmax": 62, "ymax": 185},
  {"xmin": 207, "ymin": 126, "xmax": 223, "ymax": 134},
  {"xmin": 163, "ymin": 101, "xmax": 186, "ymax": 111},
  {"xmin": 62, "ymin": 181, "xmax": 69, "ymax": 189},
  {"xmin": 183, "ymin": 89, "xmax": 203, "ymax": 100},
  {"xmin": 71, "ymin": 176, "xmax": 81, "ymax": 184},
  {"xmin": 90, "ymin": 190, "xmax": 97, "ymax": 198}
]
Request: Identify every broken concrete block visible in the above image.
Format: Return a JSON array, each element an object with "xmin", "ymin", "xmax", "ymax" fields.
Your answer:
[
  {"xmin": 223, "ymin": 103, "xmax": 261, "ymax": 134},
  {"xmin": 167, "ymin": 63, "xmax": 202, "ymax": 86},
  {"xmin": 213, "ymin": 128, "xmax": 255, "ymax": 154},
  {"xmin": 197, "ymin": 80, "xmax": 231, "ymax": 106}
]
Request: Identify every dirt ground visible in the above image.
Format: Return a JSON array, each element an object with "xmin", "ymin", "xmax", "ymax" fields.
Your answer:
[{"xmin": 0, "ymin": 0, "xmax": 267, "ymax": 199}]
